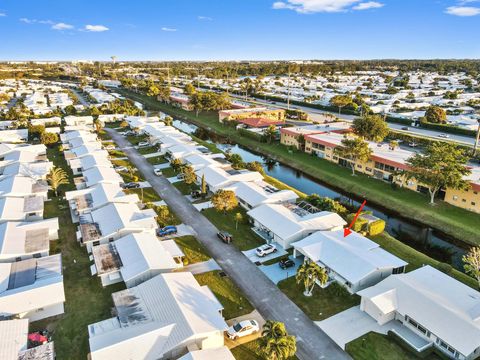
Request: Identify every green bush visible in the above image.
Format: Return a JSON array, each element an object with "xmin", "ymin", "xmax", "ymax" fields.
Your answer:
[
  {"xmin": 368, "ymin": 219, "xmax": 386, "ymax": 236},
  {"xmin": 347, "ymin": 213, "xmax": 368, "ymax": 232}
]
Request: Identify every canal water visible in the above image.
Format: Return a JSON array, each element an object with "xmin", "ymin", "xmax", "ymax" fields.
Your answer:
[{"xmin": 172, "ymin": 119, "xmax": 467, "ymax": 270}]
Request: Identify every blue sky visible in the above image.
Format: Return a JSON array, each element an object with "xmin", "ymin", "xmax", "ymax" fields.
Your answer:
[{"xmin": 0, "ymin": 0, "xmax": 479, "ymax": 60}]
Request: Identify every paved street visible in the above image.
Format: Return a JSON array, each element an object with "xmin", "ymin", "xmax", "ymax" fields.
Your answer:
[{"xmin": 106, "ymin": 128, "xmax": 350, "ymax": 360}]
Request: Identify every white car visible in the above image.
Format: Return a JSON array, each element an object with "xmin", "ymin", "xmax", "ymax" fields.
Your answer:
[
  {"xmin": 137, "ymin": 141, "xmax": 150, "ymax": 147},
  {"xmin": 255, "ymin": 244, "xmax": 277, "ymax": 257},
  {"xmin": 153, "ymin": 168, "xmax": 162, "ymax": 176},
  {"xmin": 226, "ymin": 320, "xmax": 260, "ymax": 340},
  {"xmin": 115, "ymin": 166, "xmax": 128, "ymax": 172},
  {"xmin": 438, "ymin": 133, "xmax": 450, "ymax": 138},
  {"xmin": 104, "ymin": 144, "xmax": 116, "ymax": 150}
]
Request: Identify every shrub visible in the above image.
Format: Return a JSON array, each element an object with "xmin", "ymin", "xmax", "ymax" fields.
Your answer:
[
  {"xmin": 346, "ymin": 213, "xmax": 368, "ymax": 232},
  {"xmin": 368, "ymin": 219, "xmax": 386, "ymax": 236}
]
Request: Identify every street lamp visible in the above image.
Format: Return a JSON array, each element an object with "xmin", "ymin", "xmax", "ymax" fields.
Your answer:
[{"xmin": 474, "ymin": 118, "xmax": 480, "ymax": 158}]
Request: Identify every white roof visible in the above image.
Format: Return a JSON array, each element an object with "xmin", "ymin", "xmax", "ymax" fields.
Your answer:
[
  {"xmin": 88, "ymin": 272, "xmax": 227, "ymax": 360},
  {"xmin": 195, "ymin": 166, "xmax": 263, "ymax": 190},
  {"xmin": 82, "ymin": 166, "xmax": 123, "ymax": 187},
  {"xmin": 247, "ymin": 203, "xmax": 346, "ymax": 241},
  {"xmin": 0, "ymin": 218, "xmax": 58, "ymax": 260},
  {"xmin": 292, "ymin": 230, "xmax": 407, "ymax": 284},
  {"xmin": 115, "ymin": 233, "xmax": 179, "ymax": 282},
  {"xmin": 0, "ymin": 176, "xmax": 48, "ymax": 198},
  {"xmin": 228, "ymin": 181, "xmax": 298, "ymax": 208},
  {"xmin": 0, "ymin": 319, "xmax": 28, "ymax": 360},
  {"xmin": 1, "ymin": 161, "xmax": 53, "ymax": 180},
  {"xmin": 0, "ymin": 196, "xmax": 43, "ymax": 221},
  {"xmin": 178, "ymin": 346, "xmax": 235, "ymax": 360},
  {"xmin": 91, "ymin": 203, "xmax": 157, "ymax": 238},
  {"xmin": 0, "ymin": 254, "xmax": 65, "ymax": 318},
  {"xmin": 359, "ymin": 266, "xmax": 480, "ymax": 356},
  {"xmin": 66, "ymin": 183, "xmax": 139, "ymax": 211}
]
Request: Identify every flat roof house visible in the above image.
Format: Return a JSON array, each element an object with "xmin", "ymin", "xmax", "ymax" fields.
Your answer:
[
  {"xmin": 74, "ymin": 165, "xmax": 123, "ymax": 189},
  {"xmin": 91, "ymin": 232, "xmax": 182, "ymax": 288},
  {"xmin": 178, "ymin": 346, "xmax": 235, "ymax": 360},
  {"xmin": 88, "ymin": 272, "xmax": 228, "ymax": 360},
  {"xmin": 0, "ymin": 176, "xmax": 49, "ymax": 200},
  {"xmin": 77, "ymin": 202, "xmax": 158, "ymax": 252},
  {"xmin": 66, "ymin": 183, "xmax": 140, "ymax": 221},
  {"xmin": 64, "ymin": 115, "xmax": 94, "ymax": 127},
  {"xmin": 0, "ymin": 254, "xmax": 65, "ymax": 322},
  {"xmin": 0, "ymin": 129, "xmax": 28, "ymax": 143},
  {"xmin": 69, "ymin": 153, "xmax": 113, "ymax": 176},
  {"xmin": 247, "ymin": 202, "xmax": 347, "ymax": 249},
  {"xmin": 0, "ymin": 196, "xmax": 44, "ymax": 222},
  {"xmin": 358, "ymin": 266, "xmax": 480, "ymax": 359},
  {"xmin": 226, "ymin": 181, "xmax": 298, "ymax": 210},
  {"xmin": 195, "ymin": 166, "xmax": 264, "ymax": 193},
  {"xmin": 0, "ymin": 161, "xmax": 53, "ymax": 181},
  {"xmin": 292, "ymin": 230, "xmax": 407, "ymax": 293},
  {"xmin": 0, "ymin": 319, "xmax": 54, "ymax": 359},
  {"xmin": 0, "ymin": 218, "xmax": 58, "ymax": 262}
]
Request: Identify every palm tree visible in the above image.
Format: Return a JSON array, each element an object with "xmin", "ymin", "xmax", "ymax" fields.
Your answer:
[
  {"xmin": 261, "ymin": 320, "xmax": 297, "ymax": 360},
  {"xmin": 47, "ymin": 167, "xmax": 70, "ymax": 196},
  {"xmin": 93, "ymin": 118, "xmax": 102, "ymax": 134},
  {"xmin": 296, "ymin": 261, "xmax": 328, "ymax": 297}
]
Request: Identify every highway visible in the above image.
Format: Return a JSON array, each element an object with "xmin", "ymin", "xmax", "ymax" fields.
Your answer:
[{"xmin": 228, "ymin": 93, "xmax": 478, "ymax": 147}]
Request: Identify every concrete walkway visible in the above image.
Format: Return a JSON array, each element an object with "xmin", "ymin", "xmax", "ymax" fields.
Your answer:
[
  {"xmin": 106, "ymin": 128, "xmax": 350, "ymax": 360},
  {"xmin": 183, "ymin": 259, "xmax": 221, "ymax": 275}
]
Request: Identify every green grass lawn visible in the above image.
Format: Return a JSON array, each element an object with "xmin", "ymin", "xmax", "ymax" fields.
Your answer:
[
  {"xmin": 371, "ymin": 232, "xmax": 477, "ymax": 289},
  {"xmin": 126, "ymin": 134, "xmax": 148, "ymax": 145},
  {"xmin": 194, "ymin": 270, "xmax": 254, "ymax": 319},
  {"xmin": 137, "ymin": 146, "xmax": 158, "ymax": 155},
  {"xmin": 124, "ymin": 187, "xmax": 162, "ymax": 203},
  {"xmin": 278, "ymin": 277, "xmax": 360, "ymax": 321},
  {"xmin": 107, "ymin": 149, "xmax": 127, "ymax": 158},
  {"xmin": 104, "ymin": 121, "xmax": 122, "ymax": 129},
  {"xmin": 202, "ymin": 207, "xmax": 264, "ymax": 251},
  {"xmin": 346, "ymin": 332, "xmax": 444, "ymax": 360},
  {"xmin": 115, "ymin": 88, "xmax": 480, "ymax": 246},
  {"xmin": 231, "ymin": 339, "xmax": 299, "ymax": 360},
  {"xmin": 160, "ymin": 166, "xmax": 177, "ymax": 178},
  {"xmin": 174, "ymin": 181, "xmax": 198, "ymax": 195},
  {"xmin": 147, "ymin": 155, "xmax": 168, "ymax": 165},
  {"xmin": 34, "ymin": 145, "xmax": 125, "ymax": 359},
  {"xmin": 174, "ymin": 236, "xmax": 211, "ymax": 264}
]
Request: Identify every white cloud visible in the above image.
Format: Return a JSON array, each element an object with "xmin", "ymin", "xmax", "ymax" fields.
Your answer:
[
  {"xmin": 198, "ymin": 16, "xmax": 213, "ymax": 21},
  {"xmin": 0, "ymin": 12, "xmax": 6, "ymax": 17},
  {"xmin": 161, "ymin": 27, "xmax": 177, "ymax": 31},
  {"xmin": 19, "ymin": 18, "xmax": 53, "ymax": 24},
  {"xmin": 352, "ymin": 1, "xmax": 384, "ymax": 10},
  {"xmin": 445, "ymin": 5, "xmax": 480, "ymax": 16},
  {"xmin": 52, "ymin": 22, "xmax": 74, "ymax": 30},
  {"xmin": 20, "ymin": 17, "xmax": 34, "ymax": 23},
  {"xmin": 272, "ymin": 0, "xmax": 364, "ymax": 13},
  {"xmin": 84, "ymin": 24, "xmax": 109, "ymax": 32}
]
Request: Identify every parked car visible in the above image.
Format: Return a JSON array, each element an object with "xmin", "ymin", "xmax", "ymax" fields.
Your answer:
[
  {"xmin": 156, "ymin": 225, "xmax": 177, "ymax": 237},
  {"xmin": 137, "ymin": 141, "xmax": 150, "ymax": 147},
  {"xmin": 408, "ymin": 142, "xmax": 418, "ymax": 148},
  {"xmin": 255, "ymin": 244, "xmax": 277, "ymax": 257},
  {"xmin": 123, "ymin": 182, "xmax": 140, "ymax": 189},
  {"xmin": 217, "ymin": 231, "xmax": 232, "ymax": 244},
  {"xmin": 153, "ymin": 168, "xmax": 163, "ymax": 176},
  {"xmin": 176, "ymin": 173, "xmax": 185, "ymax": 180},
  {"xmin": 438, "ymin": 133, "xmax": 450, "ymax": 138},
  {"xmin": 114, "ymin": 166, "xmax": 128, "ymax": 172},
  {"xmin": 226, "ymin": 320, "xmax": 260, "ymax": 340},
  {"xmin": 191, "ymin": 190, "xmax": 201, "ymax": 198},
  {"xmin": 104, "ymin": 144, "xmax": 116, "ymax": 150},
  {"xmin": 401, "ymin": 126, "xmax": 410, "ymax": 130},
  {"xmin": 279, "ymin": 258, "xmax": 295, "ymax": 269}
]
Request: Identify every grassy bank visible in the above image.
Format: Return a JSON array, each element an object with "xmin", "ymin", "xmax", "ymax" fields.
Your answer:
[{"xmin": 117, "ymin": 88, "xmax": 480, "ymax": 246}]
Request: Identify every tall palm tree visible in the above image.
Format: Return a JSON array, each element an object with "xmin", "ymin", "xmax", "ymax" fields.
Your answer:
[
  {"xmin": 296, "ymin": 261, "xmax": 328, "ymax": 297},
  {"xmin": 47, "ymin": 167, "xmax": 70, "ymax": 196},
  {"xmin": 93, "ymin": 118, "xmax": 103, "ymax": 134},
  {"xmin": 261, "ymin": 320, "xmax": 297, "ymax": 360}
]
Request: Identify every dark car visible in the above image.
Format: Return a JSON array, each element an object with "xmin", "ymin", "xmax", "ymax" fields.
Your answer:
[
  {"xmin": 191, "ymin": 190, "xmax": 202, "ymax": 198},
  {"xmin": 123, "ymin": 182, "xmax": 140, "ymax": 189},
  {"xmin": 279, "ymin": 258, "xmax": 295, "ymax": 269},
  {"xmin": 157, "ymin": 225, "xmax": 177, "ymax": 237},
  {"xmin": 401, "ymin": 126, "xmax": 410, "ymax": 130},
  {"xmin": 217, "ymin": 231, "xmax": 232, "ymax": 244}
]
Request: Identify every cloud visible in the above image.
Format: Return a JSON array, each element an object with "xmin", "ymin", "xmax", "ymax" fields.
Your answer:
[
  {"xmin": 0, "ymin": 12, "xmax": 6, "ymax": 17},
  {"xmin": 161, "ymin": 27, "xmax": 177, "ymax": 31},
  {"xmin": 84, "ymin": 24, "xmax": 109, "ymax": 32},
  {"xmin": 52, "ymin": 22, "xmax": 74, "ymax": 30},
  {"xmin": 20, "ymin": 17, "xmax": 34, "ymax": 23},
  {"xmin": 352, "ymin": 1, "xmax": 384, "ymax": 10},
  {"xmin": 198, "ymin": 16, "xmax": 213, "ymax": 21},
  {"xmin": 445, "ymin": 5, "xmax": 480, "ymax": 15},
  {"xmin": 272, "ymin": 0, "xmax": 366, "ymax": 13},
  {"xmin": 19, "ymin": 18, "xmax": 53, "ymax": 24}
]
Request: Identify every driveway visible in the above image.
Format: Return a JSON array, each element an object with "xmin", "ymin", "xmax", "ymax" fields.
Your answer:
[
  {"xmin": 242, "ymin": 243, "xmax": 288, "ymax": 263},
  {"xmin": 259, "ymin": 257, "xmax": 303, "ymax": 284},
  {"xmin": 106, "ymin": 128, "xmax": 350, "ymax": 360}
]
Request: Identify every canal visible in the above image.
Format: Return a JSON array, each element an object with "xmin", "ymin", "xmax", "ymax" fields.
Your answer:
[{"xmin": 172, "ymin": 119, "xmax": 467, "ymax": 270}]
